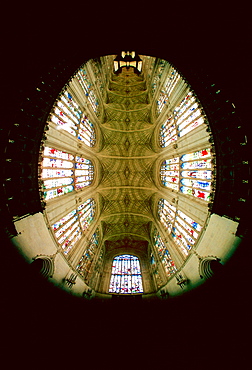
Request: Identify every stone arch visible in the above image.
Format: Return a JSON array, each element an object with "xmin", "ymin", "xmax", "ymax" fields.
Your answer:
[
  {"xmin": 199, "ymin": 256, "xmax": 222, "ymax": 279},
  {"xmin": 31, "ymin": 255, "xmax": 55, "ymax": 278}
]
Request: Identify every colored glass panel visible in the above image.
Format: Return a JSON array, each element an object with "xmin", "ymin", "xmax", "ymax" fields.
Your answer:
[
  {"xmin": 76, "ymin": 229, "xmax": 100, "ymax": 279},
  {"xmin": 158, "ymin": 198, "xmax": 176, "ymax": 233},
  {"xmin": 109, "ymin": 255, "xmax": 143, "ymax": 294},
  {"xmin": 77, "ymin": 68, "xmax": 99, "ymax": 114},
  {"xmin": 41, "ymin": 147, "xmax": 94, "ymax": 200},
  {"xmin": 153, "ymin": 229, "xmax": 177, "ymax": 277},
  {"xmin": 51, "ymin": 198, "xmax": 95, "ymax": 255}
]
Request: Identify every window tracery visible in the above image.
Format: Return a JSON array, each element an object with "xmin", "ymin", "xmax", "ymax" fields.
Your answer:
[
  {"xmin": 161, "ymin": 148, "xmax": 213, "ymax": 202},
  {"xmin": 157, "ymin": 67, "xmax": 181, "ymax": 114},
  {"xmin": 41, "ymin": 147, "xmax": 94, "ymax": 200},
  {"xmin": 76, "ymin": 228, "xmax": 100, "ymax": 280},
  {"xmin": 153, "ymin": 229, "xmax": 177, "ymax": 277},
  {"xmin": 109, "ymin": 255, "xmax": 143, "ymax": 294},
  {"xmin": 77, "ymin": 68, "xmax": 99, "ymax": 114},
  {"xmin": 52, "ymin": 198, "xmax": 95, "ymax": 255},
  {"xmin": 50, "ymin": 90, "xmax": 96, "ymax": 147},
  {"xmin": 157, "ymin": 198, "xmax": 203, "ymax": 256}
]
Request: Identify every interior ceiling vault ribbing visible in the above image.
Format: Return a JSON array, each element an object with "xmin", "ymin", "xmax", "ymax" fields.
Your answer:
[{"xmin": 98, "ymin": 67, "xmax": 155, "ymax": 245}]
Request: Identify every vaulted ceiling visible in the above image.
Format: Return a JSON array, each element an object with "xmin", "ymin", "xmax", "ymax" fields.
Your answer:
[{"xmin": 97, "ymin": 67, "xmax": 155, "ymax": 254}]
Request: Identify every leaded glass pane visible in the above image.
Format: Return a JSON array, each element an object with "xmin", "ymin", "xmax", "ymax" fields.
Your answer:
[
  {"xmin": 51, "ymin": 198, "xmax": 95, "ymax": 255},
  {"xmin": 41, "ymin": 147, "xmax": 94, "ymax": 200},
  {"xmin": 77, "ymin": 68, "xmax": 99, "ymax": 114},
  {"xmin": 109, "ymin": 255, "xmax": 143, "ymax": 294},
  {"xmin": 153, "ymin": 229, "xmax": 177, "ymax": 277},
  {"xmin": 161, "ymin": 148, "xmax": 213, "ymax": 202},
  {"xmin": 76, "ymin": 228, "xmax": 100, "ymax": 279}
]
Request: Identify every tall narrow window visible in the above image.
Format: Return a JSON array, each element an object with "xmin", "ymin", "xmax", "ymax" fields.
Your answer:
[
  {"xmin": 76, "ymin": 228, "xmax": 100, "ymax": 280},
  {"xmin": 151, "ymin": 59, "xmax": 166, "ymax": 95},
  {"xmin": 78, "ymin": 115, "xmax": 96, "ymax": 146},
  {"xmin": 51, "ymin": 198, "xmax": 95, "ymax": 255},
  {"xmin": 160, "ymin": 116, "xmax": 177, "ymax": 148},
  {"xmin": 160, "ymin": 157, "xmax": 179, "ymax": 191},
  {"xmin": 77, "ymin": 68, "xmax": 99, "ymax": 114},
  {"xmin": 180, "ymin": 148, "xmax": 212, "ymax": 201},
  {"xmin": 109, "ymin": 255, "xmax": 143, "ymax": 294},
  {"xmin": 153, "ymin": 229, "xmax": 177, "ymax": 277},
  {"xmin": 157, "ymin": 67, "xmax": 180, "ymax": 114},
  {"xmin": 50, "ymin": 90, "xmax": 96, "ymax": 147},
  {"xmin": 160, "ymin": 148, "xmax": 213, "ymax": 202},
  {"xmin": 171, "ymin": 210, "xmax": 202, "ymax": 256},
  {"xmin": 41, "ymin": 147, "xmax": 94, "ymax": 200},
  {"xmin": 158, "ymin": 198, "xmax": 176, "ymax": 233}
]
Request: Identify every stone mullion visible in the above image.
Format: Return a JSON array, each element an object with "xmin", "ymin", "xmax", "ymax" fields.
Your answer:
[
  {"xmin": 87, "ymin": 241, "xmax": 104, "ymax": 288},
  {"xmin": 177, "ymin": 193, "xmax": 209, "ymax": 226},
  {"xmin": 148, "ymin": 232, "xmax": 167, "ymax": 288},
  {"xmin": 70, "ymin": 217, "xmax": 100, "ymax": 267},
  {"xmin": 53, "ymin": 93, "xmax": 81, "ymax": 136},
  {"xmin": 71, "ymin": 75, "xmax": 100, "ymax": 126},
  {"xmin": 168, "ymin": 79, "xmax": 189, "ymax": 113},
  {"xmin": 141, "ymin": 55, "xmax": 155, "ymax": 88},
  {"xmin": 86, "ymin": 61, "xmax": 105, "ymax": 120},
  {"xmin": 150, "ymin": 62, "xmax": 173, "ymax": 121},
  {"xmin": 156, "ymin": 216, "xmax": 185, "ymax": 270}
]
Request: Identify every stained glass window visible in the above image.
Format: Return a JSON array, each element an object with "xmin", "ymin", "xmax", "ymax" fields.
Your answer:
[
  {"xmin": 160, "ymin": 116, "xmax": 177, "ymax": 148},
  {"xmin": 158, "ymin": 81, "xmax": 206, "ymax": 144},
  {"xmin": 78, "ymin": 115, "xmax": 96, "ymax": 146},
  {"xmin": 160, "ymin": 157, "xmax": 179, "ymax": 191},
  {"xmin": 171, "ymin": 210, "xmax": 202, "ymax": 256},
  {"xmin": 77, "ymin": 68, "xmax": 99, "ymax": 114},
  {"xmin": 109, "ymin": 255, "xmax": 143, "ymax": 294},
  {"xmin": 41, "ymin": 147, "xmax": 94, "ymax": 200},
  {"xmin": 151, "ymin": 59, "xmax": 166, "ymax": 95},
  {"xmin": 161, "ymin": 149, "xmax": 213, "ymax": 202},
  {"xmin": 153, "ymin": 229, "xmax": 177, "ymax": 277},
  {"xmin": 158, "ymin": 198, "xmax": 176, "ymax": 233},
  {"xmin": 50, "ymin": 90, "xmax": 96, "ymax": 147},
  {"xmin": 157, "ymin": 67, "xmax": 180, "ymax": 114},
  {"xmin": 180, "ymin": 148, "xmax": 212, "ymax": 201},
  {"xmin": 76, "ymin": 228, "xmax": 100, "ymax": 279},
  {"xmin": 51, "ymin": 198, "xmax": 95, "ymax": 255}
]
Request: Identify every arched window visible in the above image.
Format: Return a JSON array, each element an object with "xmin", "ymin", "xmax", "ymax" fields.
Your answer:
[
  {"xmin": 109, "ymin": 255, "xmax": 143, "ymax": 294},
  {"xmin": 160, "ymin": 148, "xmax": 213, "ymax": 202},
  {"xmin": 51, "ymin": 198, "xmax": 95, "ymax": 255},
  {"xmin": 50, "ymin": 90, "xmax": 96, "ymax": 146},
  {"xmin": 41, "ymin": 146, "xmax": 94, "ymax": 200}
]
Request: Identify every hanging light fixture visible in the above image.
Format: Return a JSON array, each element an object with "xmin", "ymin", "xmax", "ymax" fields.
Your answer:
[{"xmin": 114, "ymin": 51, "xmax": 142, "ymax": 74}]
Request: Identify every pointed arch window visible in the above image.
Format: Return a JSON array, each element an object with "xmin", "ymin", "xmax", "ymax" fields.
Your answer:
[
  {"xmin": 50, "ymin": 90, "xmax": 96, "ymax": 146},
  {"xmin": 51, "ymin": 198, "xmax": 95, "ymax": 255},
  {"xmin": 41, "ymin": 147, "xmax": 94, "ymax": 200},
  {"xmin": 109, "ymin": 255, "xmax": 143, "ymax": 294},
  {"xmin": 160, "ymin": 148, "xmax": 213, "ymax": 202}
]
